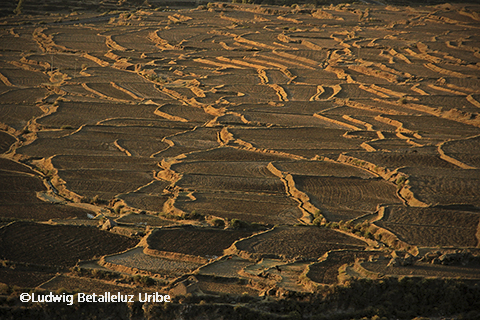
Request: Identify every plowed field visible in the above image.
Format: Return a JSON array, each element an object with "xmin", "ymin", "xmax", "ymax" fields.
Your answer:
[
  {"xmin": 234, "ymin": 226, "xmax": 366, "ymax": 260},
  {"xmin": 0, "ymin": 222, "xmax": 138, "ymax": 267},
  {"xmin": 1, "ymin": 1, "xmax": 480, "ymax": 306},
  {"xmin": 147, "ymin": 227, "xmax": 255, "ymax": 258}
]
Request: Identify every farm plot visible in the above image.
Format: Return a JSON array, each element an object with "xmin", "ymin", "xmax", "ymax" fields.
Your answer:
[
  {"xmin": 38, "ymin": 101, "xmax": 162, "ymax": 129},
  {"xmin": 83, "ymin": 83, "xmax": 140, "ymax": 101},
  {"xmin": 181, "ymin": 147, "xmax": 292, "ymax": 163},
  {"xmin": 174, "ymin": 191, "xmax": 302, "ymax": 225},
  {"xmin": 241, "ymin": 111, "xmax": 341, "ymax": 128},
  {"xmin": 116, "ymin": 179, "xmax": 172, "ymax": 212},
  {"xmin": 321, "ymin": 108, "xmax": 396, "ymax": 131},
  {"xmin": 229, "ymin": 101, "xmax": 333, "ymax": 116},
  {"xmin": 108, "ymin": 30, "xmax": 158, "ymax": 52},
  {"xmin": 399, "ymin": 167, "xmax": 480, "ymax": 206},
  {"xmin": 57, "ymin": 169, "xmax": 154, "ymax": 200},
  {"xmin": 279, "ymin": 85, "xmax": 318, "ymax": 101},
  {"xmin": 118, "ymin": 193, "xmax": 170, "ymax": 213},
  {"xmin": 196, "ymin": 276, "xmax": 260, "ymax": 296},
  {"xmin": 153, "ymin": 127, "xmax": 221, "ymax": 159},
  {"xmin": 0, "ymin": 68, "xmax": 49, "ymax": 87},
  {"xmin": 221, "ymin": 85, "xmax": 280, "ymax": 104},
  {"xmin": 0, "ymin": 30, "xmax": 40, "ymax": 53},
  {"xmin": 0, "ymin": 158, "xmax": 35, "ymax": 174},
  {"xmin": 229, "ymin": 127, "xmax": 364, "ymax": 158},
  {"xmin": 78, "ymin": 67, "xmax": 143, "ymax": 84},
  {"xmin": 18, "ymin": 125, "xmax": 177, "ymax": 158},
  {"xmin": 0, "ymin": 104, "xmax": 43, "ymax": 131},
  {"xmin": 51, "ymin": 155, "xmax": 158, "ymax": 171},
  {"xmin": 171, "ymin": 161, "xmax": 276, "ymax": 178},
  {"xmin": 197, "ymin": 255, "xmax": 253, "ymax": 278},
  {"xmin": 147, "ymin": 227, "xmax": 255, "ymax": 259},
  {"xmin": 292, "ymin": 175, "xmax": 402, "ymax": 221},
  {"xmin": 381, "ymin": 115, "xmax": 480, "ymax": 139},
  {"xmin": 341, "ymin": 148, "xmax": 456, "ymax": 171},
  {"xmin": 441, "ymin": 135, "xmax": 480, "ymax": 168},
  {"xmin": 375, "ymin": 205, "xmax": 480, "ymax": 248},
  {"xmin": 271, "ymin": 160, "xmax": 375, "ymax": 179},
  {"xmin": 103, "ymin": 247, "xmax": 201, "ymax": 276},
  {"xmin": 0, "ymin": 222, "xmax": 138, "ymax": 267},
  {"xmin": 233, "ymin": 226, "xmax": 367, "ymax": 260},
  {"xmin": 0, "ymin": 163, "xmax": 92, "ymax": 220},
  {"xmin": 156, "ymin": 104, "xmax": 215, "ymax": 124},
  {"xmin": 175, "ymin": 174, "xmax": 285, "ymax": 195},
  {"xmin": 196, "ymin": 70, "xmax": 261, "ymax": 88},
  {"xmin": 367, "ymin": 138, "xmax": 418, "ymax": 152},
  {"xmin": 113, "ymin": 82, "xmax": 170, "ymax": 100},
  {"xmin": 49, "ymin": 27, "xmax": 110, "ymax": 52}
]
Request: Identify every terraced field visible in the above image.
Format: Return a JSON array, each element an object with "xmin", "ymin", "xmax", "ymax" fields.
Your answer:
[
  {"xmin": 1, "ymin": 1, "xmax": 480, "ymax": 316},
  {"xmin": 0, "ymin": 222, "xmax": 137, "ymax": 267}
]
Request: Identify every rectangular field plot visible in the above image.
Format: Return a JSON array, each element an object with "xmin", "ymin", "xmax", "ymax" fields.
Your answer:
[
  {"xmin": 0, "ymin": 68, "xmax": 49, "ymax": 87},
  {"xmin": 58, "ymin": 170, "xmax": 153, "ymax": 200},
  {"xmin": 442, "ymin": 136, "xmax": 480, "ymax": 168},
  {"xmin": 342, "ymin": 149, "xmax": 457, "ymax": 171},
  {"xmin": 104, "ymin": 247, "xmax": 201, "ymax": 276},
  {"xmin": 0, "ymin": 104, "xmax": 43, "ymax": 131},
  {"xmin": 0, "ymin": 222, "xmax": 137, "ymax": 267},
  {"xmin": 233, "ymin": 226, "xmax": 366, "ymax": 260},
  {"xmin": 176, "ymin": 174, "xmax": 285, "ymax": 194},
  {"xmin": 375, "ymin": 205, "xmax": 480, "ymax": 248},
  {"xmin": 196, "ymin": 276, "xmax": 260, "ymax": 296},
  {"xmin": 50, "ymin": 28, "xmax": 110, "ymax": 52},
  {"xmin": 18, "ymin": 125, "xmax": 183, "ymax": 158},
  {"xmin": 293, "ymin": 175, "xmax": 402, "ymax": 221},
  {"xmin": 383, "ymin": 114, "xmax": 480, "ymax": 139},
  {"xmin": 174, "ymin": 191, "xmax": 302, "ymax": 225},
  {"xmin": 83, "ymin": 83, "xmax": 141, "ymax": 101},
  {"xmin": 197, "ymin": 256, "xmax": 253, "ymax": 278},
  {"xmin": 118, "ymin": 193, "xmax": 170, "ymax": 212},
  {"xmin": 171, "ymin": 161, "xmax": 276, "ymax": 178},
  {"xmin": 51, "ymin": 155, "xmax": 158, "ymax": 171},
  {"xmin": 229, "ymin": 127, "xmax": 363, "ymax": 156},
  {"xmin": 241, "ymin": 111, "xmax": 341, "ymax": 127},
  {"xmin": 228, "ymin": 101, "xmax": 332, "ymax": 116},
  {"xmin": 146, "ymin": 227, "xmax": 256, "ymax": 258},
  {"xmin": 38, "ymin": 101, "xmax": 161, "ymax": 128},
  {"xmin": 182, "ymin": 147, "xmax": 292, "ymax": 162},
  {"xmin": 271, "ymin": 160, "xmax": 375, "ymax": 179},
  {"xmin": 157, "ymin": 104, "xmax": 215, "ymax": 123},
  {"xmin": 399, "ymin": 167, "xmax": 480, "ymax": 206}
]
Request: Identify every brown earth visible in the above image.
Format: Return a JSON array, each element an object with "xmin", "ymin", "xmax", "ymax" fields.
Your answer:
[
  {"xmin": 232, "ymin": 226, "xmax": 367, "ymax": 260},
  {"xmin": 0, "ymin": 221, "xmax": 138, "ymax": 267},
  {"xmin": 0, "ymin": 2, "xmax": 480, "ymax": 310},
  {"xmin": 147, "ymin": 226, "xmax": 256, "ymax": 258}
]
